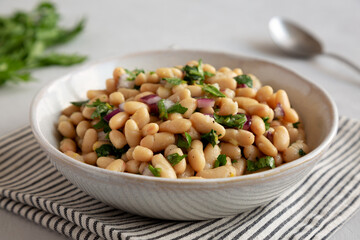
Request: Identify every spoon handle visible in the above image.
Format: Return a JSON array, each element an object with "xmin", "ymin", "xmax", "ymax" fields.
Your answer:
[{"xmin": 323, "ymin": 52, "xmax": 360, "ymax": 74}]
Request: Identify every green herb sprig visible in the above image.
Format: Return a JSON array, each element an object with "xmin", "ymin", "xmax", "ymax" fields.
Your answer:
[
  {"xmin": 201, "ymin": 129, "xmax": 219, "ymax": 147},
  {"xmin": 247, "ymin": 156, "xmax": 275, "ymax": 171},
  {"xmin": 234, "ymin": 75, "xmax": 253, "ymax": 88},
  {"xmin": 86, "ymin": 99, "xmax": 113, "ymax": 119},
  {"xmin": 293, "ymin": 122, "xmax": 301, "ymax": 129},
  {"xmin": 214, "ymin": 154, "xmax": 227, "ymax": 168},
  {"xmin": 0, "ymin": 2, "xmax": 86, "ymax": 86},
  {"xmin": 95, "ymin": 144, "xmax": 129, "ymax": 158},
  {"xmin": 177, "ymin": 132, "xmax": 192, "ymax": 149},
  {"xmin": 167, "ymin": 103, "xmax": 188, "ymax": 114},
  {"xmin": 71, "ymin": 100, "xmax": 89, "ymax": 107},
  {"xmin": 163, "ymin": 77, "xmax": 186, "ymax": 85},
  {"xmin": 299, "ymin": 148, "xmax": 306, "ymax": 156},
  {"xmin": 183, "ymin": 59, "xmax": 204, "ymax": 85},
  {"xmin": 202, "ymin": 84, "xmax": 226, "ymax": 98},
  {"xmin": 148, "ymin": 164, "xmax": 161, "ymax": 177},
  {"xmin": 125, "ymin": 68, "xmax": 145, "ymax": 81},
  {"xmin": 262, "ymin": 117, "xmax": 270, "ymax": 131},
  {"xmin": 157, "ymin": 100, "xmax": 188, "ymax": 120},
  {"xmin": 214, "ymin": 113, "xmax": 247, "ymax": 129},
  {"xmin": 167, "ymin": 153, "xmax": 187, "ymax": 166}
]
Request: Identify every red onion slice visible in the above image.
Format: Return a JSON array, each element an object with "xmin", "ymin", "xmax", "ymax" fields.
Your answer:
[
  {"xmin": 242, "ymin": 114, "xmax": 252, "ymax": 130},
  {"xmin": 148, "ymin": 103, "xmax": 159, "ymax": 113},
  {"xmin": 237, "ymin": 83, "xmax": 247, "ymax": 88},
  {"xmin": 266, "ymin": 131, "xmax": 274, "ymax": 142},
  {"xmin": 274, "ymin": 103, "xmax": 285, "ymax": 118},
  {"xmin": 140, "ymin": 94, "xmax": 161, "ymax": 105},
  {"xmin": 197, "ymin": 98, "xmax": 215, "ymax": 108},
  {"xmin": 103, "ymin": 108, "xmax": 121, "ymax": 122}
]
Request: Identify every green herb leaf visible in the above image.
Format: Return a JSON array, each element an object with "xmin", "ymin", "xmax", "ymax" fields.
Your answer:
[
  {"xmin": 234, "ymin": 75, "xmax": 253, "ymax": 88},
  {"xmin": 204, "ymin": 71, "xmax": 215, "ymax": 77},
  {"xmin": 148, "ymin": 164, "xmax": 161, "ymax": 177},
  {"xmin": 157, "ymin": 99, "xmax": 168, "ymax": 120},
  {"xmin": 214, "ymin": 154, "xmax": 227, "ymax": 168},
  {"xmin": 214, "ymin": 113, "xmax": 247, "ymax": 129},
  {"xmin": 246, "ymin": 156, "xmax": 275, "ymax": 171},
  {"xmin": 167, "ymin": 103, "xmax": 188, "ymax": 114},
  {"xmin": 149, "ymin": 71, "xmax": 155, "ymax": 75},
  {"xmin": 183, "ymin": 59, "xmax": 205, "ymax": 85},
  {"xmin": 262, "ymin": 117, "xmax": 270, "ymax": 131},
  {"xmin": 202, "ymin": 84, "xmax": 226, "ymax": 98},
  {"xmin": 93, "ymin": 119, "xmax": 111, "ymax": 133},
  {"xmin": 177, "ymin": 132, "xmax": 192, "ymax": 149},
  {"xmin": 125, "ymin": 68, "xmax": 145, "ymax": 81},
  {"xmin": 231, "ymin": 160, "xmax": 238, "ymax": 163},
  {"xmin": 163, "ymin": 77, "xmax": 186, "ymax": 85},
  {"xmin": 30, "ymin": 53, "xmax": 86, "ymax": 67},
  {"xmin": 95, "ymin": 144, "xmax": 113, "ymax": 157},
  {"xmin": 95, "ymin": 144, "xmax": 129, "ymax": 158},
  {"xmin": 299, "ymin": 148, "xmax": 306, "ymax": 156},
  {"xmin": 0, "ymin": 2, "xmax": 86, "ymax": 86},
  {"xmin": 293, "ymin": 121, "xmax": 300, "ymax": 129},
  {"xmin": 167, "ymin": 153, "xmax": 187, "ymax": 166},
  {"xmin": 201, "ymin": 129, "xmax": 219, "ymax": 147},
  {"xmin": 70, "ymin": 100, "xmax": 89, "ymax": 107},
  {"xmin": 87, "ymin": 99, "xmax": 113, "ymax": 119}
]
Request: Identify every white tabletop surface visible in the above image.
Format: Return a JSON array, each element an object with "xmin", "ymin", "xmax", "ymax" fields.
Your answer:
[{"xmin": 0, "ymin": 0, "xmax": 359, "ymax": 239}]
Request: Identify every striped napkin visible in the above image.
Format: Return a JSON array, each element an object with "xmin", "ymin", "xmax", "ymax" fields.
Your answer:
[{"xmin": 0, "ymin": 116, "xmax": 359, "ymax": 240}]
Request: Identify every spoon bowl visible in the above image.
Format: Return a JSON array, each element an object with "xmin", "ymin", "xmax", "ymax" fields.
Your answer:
[
  {"xmin": 269, "ymin": 16, "xmax": 360, "ymax": 74},
  {"xmin": 269, "ymin": 17, "xmax": 323, "ymax": 58}
]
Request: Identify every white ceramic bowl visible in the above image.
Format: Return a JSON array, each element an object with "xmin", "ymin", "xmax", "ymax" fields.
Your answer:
[{"xmin": 30, "ymin": 50, "xmax": 338, "ymax": 220}]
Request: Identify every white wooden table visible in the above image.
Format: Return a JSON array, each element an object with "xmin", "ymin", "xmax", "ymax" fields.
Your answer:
[{"xmin": 0, "ymin": 0, "xmax": 359, "ymax": 239}]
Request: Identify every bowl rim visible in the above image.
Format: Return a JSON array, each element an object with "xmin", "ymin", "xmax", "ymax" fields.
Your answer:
[{"xmin": 30, "ymin": 49, "xmax": 339, "ymax": 185}]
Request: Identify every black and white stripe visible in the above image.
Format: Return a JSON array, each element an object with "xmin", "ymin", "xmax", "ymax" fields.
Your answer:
[{"xmin": 0, "ymin": 117, "xmax": 359, "ymax": 240}]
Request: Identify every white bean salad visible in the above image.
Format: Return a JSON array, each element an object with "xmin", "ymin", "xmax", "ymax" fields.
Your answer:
[{"xmin": 58, "ymin": 60, "xmax": 309, "ymax": 179}]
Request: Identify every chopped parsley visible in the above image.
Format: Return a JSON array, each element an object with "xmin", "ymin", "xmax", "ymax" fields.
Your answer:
[
  {"xmin": 234, "ymin": 75, "xmax": 253, "ymax": 88},
  {"xmin": 293, "ymin": 122, "xmax": 301, "ymax": 129},
  {"xmin": 247, "ymin": 156, "xmax": 275, "ymax": 171},
  {"xmin": 149, "ymin": 71, "xmax": 155, "ymax": 75},
  {"xmin": 262, "ymin": 117, "xmax": 270, "ymax": 131},
  {"xmin": 201, "ymin": 129, "xmax": 219, "ymax": 147},
  {"xmin": 70, "ymin": 100, "xmax": 89, "ymax": 107},
  {"xmin": 157, "ymin": 101, "xmax": 188, "ymax": 119},
  {"xmin": 86, "ymin": 99, "xmax": 113, "ymax": 119},
  {"xmin": 202, "ymin": 84, "xmax": 226, "ymax": 98},
  {"xmin": 214, "ymin": 113, "xmax": 247, "ymax": 129},
  {"xmin": 299, "ymin": 148, "xmax": 306, "ymax": 156},
  {"xmin": 167, "ymin": 153, "xmax": 187, "ymax": 166},
  {"xmin": 183, "ymin": 59, "xmax": 205, "ymax": 85},
  {"xmin": 177, "ymin": 132, "xmax": 192, "ymax": 149},
  {"xmin": 204, "ymin": 71, "xmax": 215, "ymax": 77},
  {"xmin": 148, "ymin": 164, "xmax": 161, "ymax": 177},
  {"xmin": 157, "ymin": 99, "xmax": 168, "ymax": 120},
  {"xmin": 163, "ymin": 77, "xmax": 186, "ymax": 85},
  {"xmin": 214, "ymin": 154, "xmax": 227, "ymax": 168},
  {"xmin": 93, "ymin": 119, "xmax": 112, "ymax": 133},
  {"xmin": 125, "ymin": 68, "xmax": 145, "ymax": 81},
  {"xmin": 95, "ymin": 144, "xmax": 129, "ymax": 158},
  {"xmin": 231, "ymin": 160, "xmax": 238, "ymax": 164},
  {"xmin": 167, "ymin": 103, "xmax": 188, "ymax": 114}
]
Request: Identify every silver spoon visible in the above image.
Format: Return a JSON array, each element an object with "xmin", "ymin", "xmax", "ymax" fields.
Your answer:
[{"xmin": 269, "ymin": 16, "xmax": 360, "ymax": 74}]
